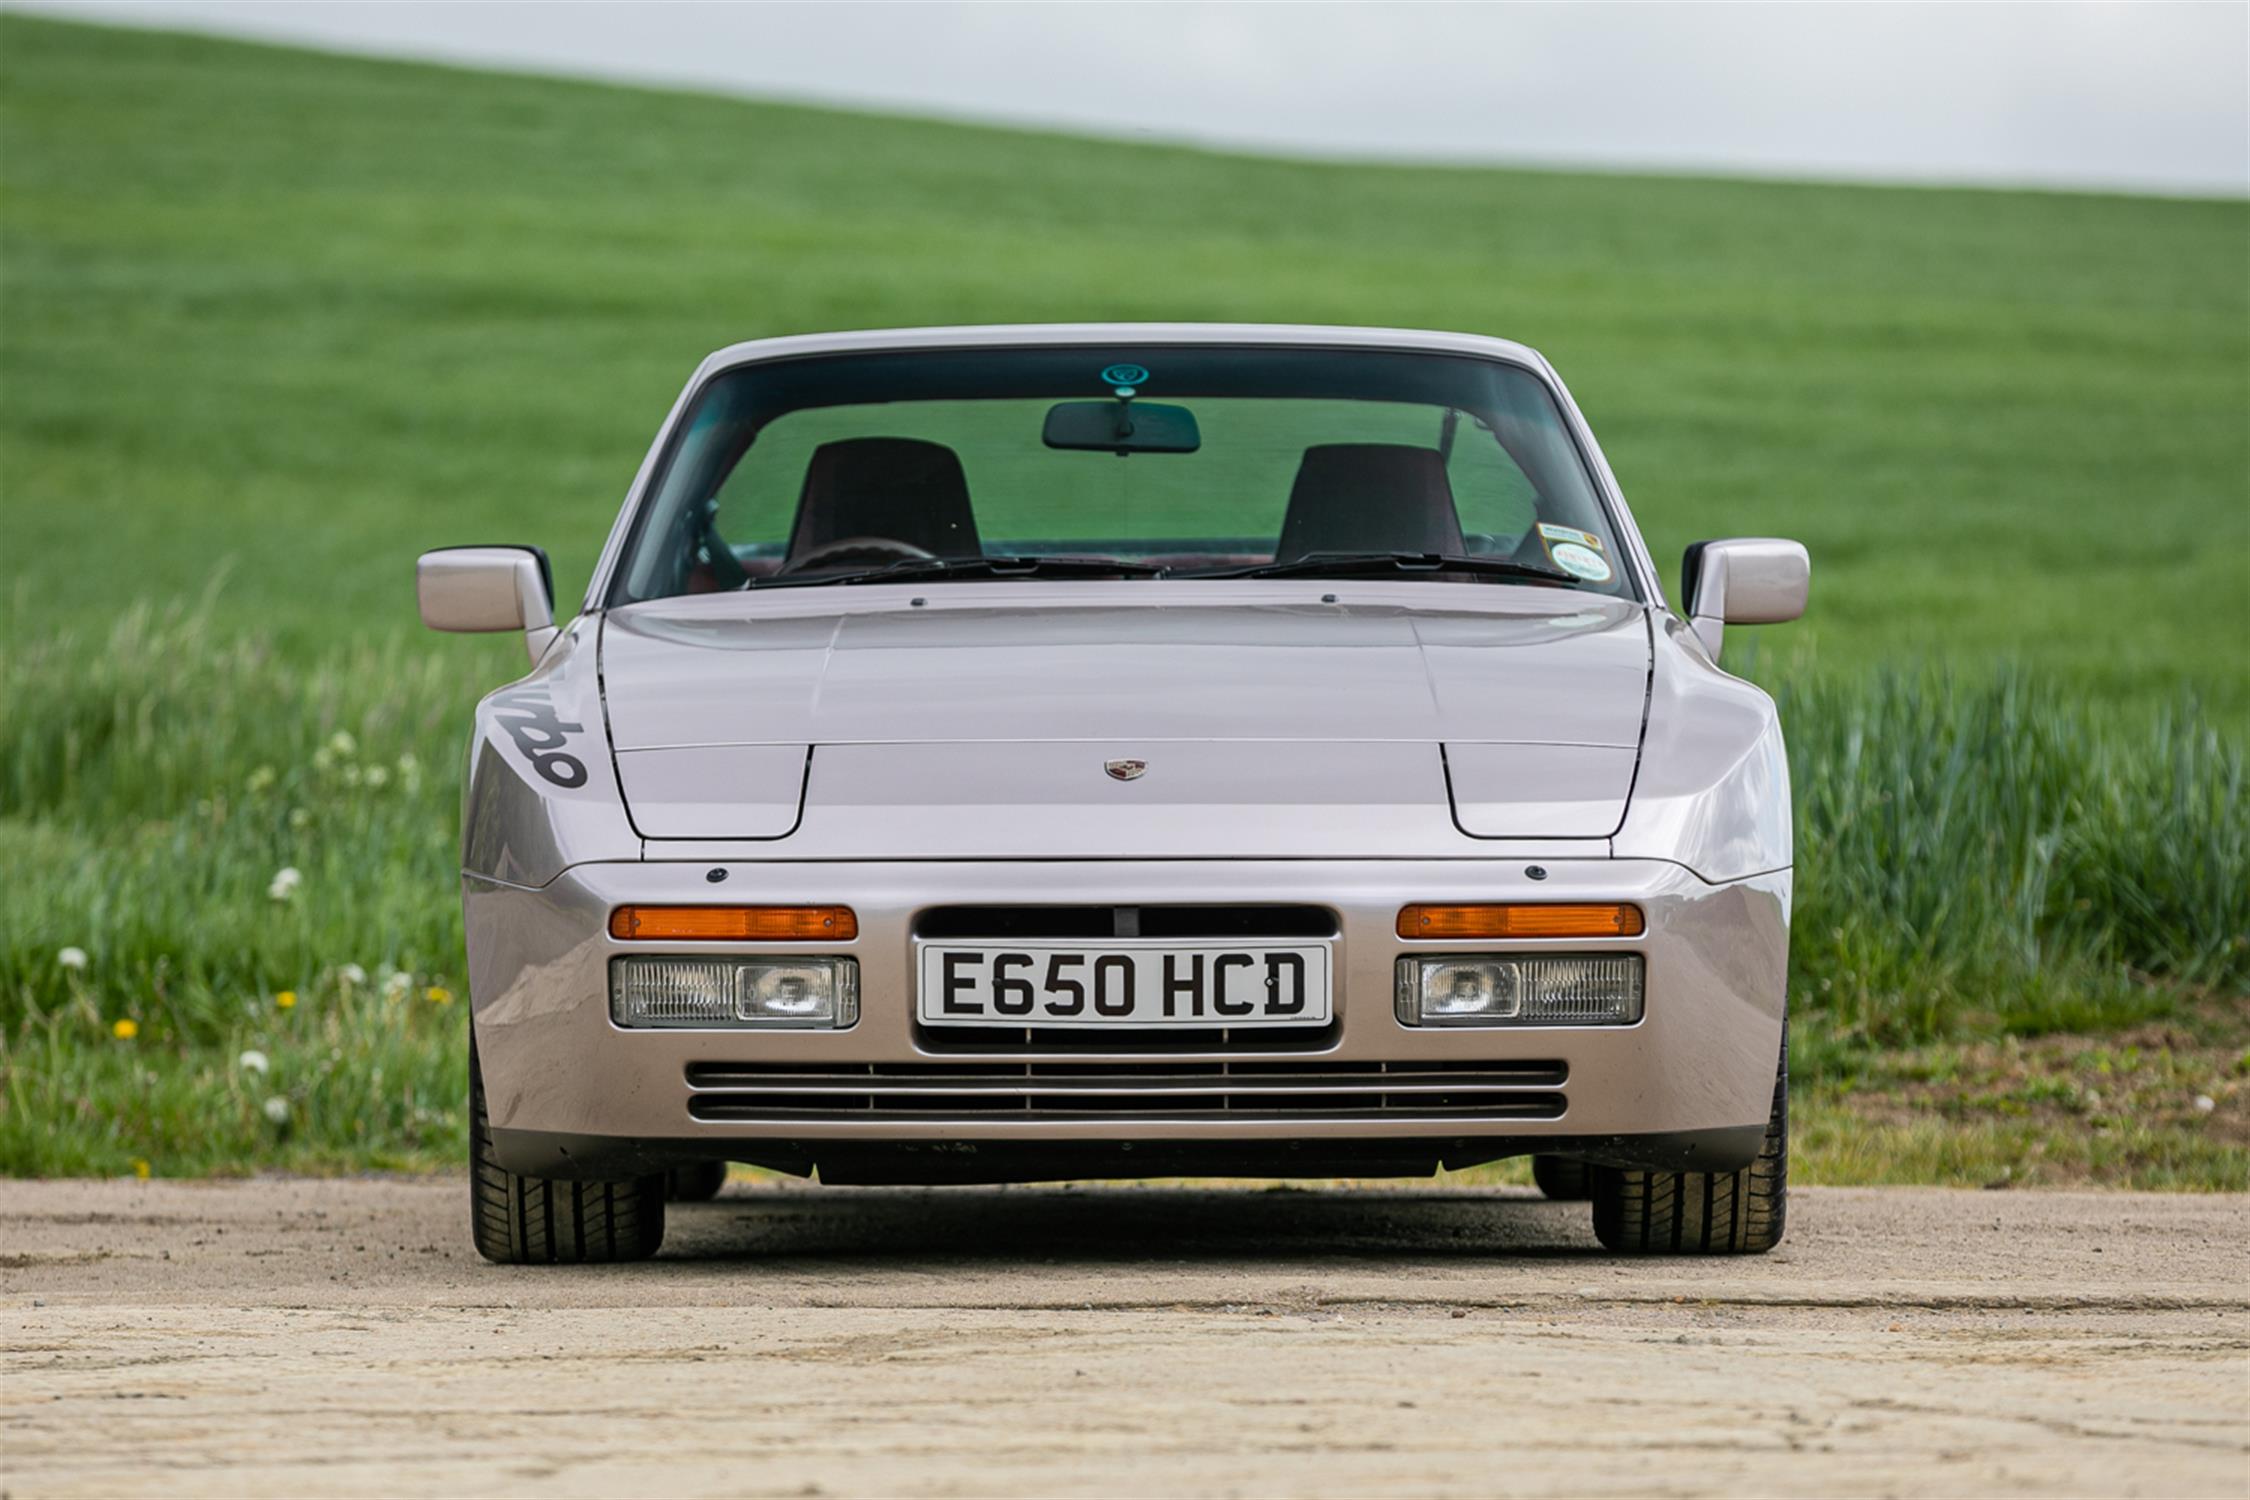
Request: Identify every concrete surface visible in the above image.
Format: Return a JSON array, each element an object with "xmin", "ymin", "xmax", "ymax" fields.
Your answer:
[{"xmin": 3, "ymin": 1179, "xmax": 2245, "ymax": 1497}]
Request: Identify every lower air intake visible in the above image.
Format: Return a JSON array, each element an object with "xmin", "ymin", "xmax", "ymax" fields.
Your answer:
[{"xmin": 684, "ymin": 1059, "xmax": 1566, "ymax": 1123}]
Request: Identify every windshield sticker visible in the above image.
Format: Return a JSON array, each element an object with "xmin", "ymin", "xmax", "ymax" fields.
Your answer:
[
  {"xmin": 1100, "ymin": 362, "xmax": 1149, "ymax": 396},
  {"xmin": 1549, "ymin": 542, "xmax": 1612, "ymax": 582},
  {"xmin": 1534, "ymin": 523, "xmax": 1612, "ymax": 582}
]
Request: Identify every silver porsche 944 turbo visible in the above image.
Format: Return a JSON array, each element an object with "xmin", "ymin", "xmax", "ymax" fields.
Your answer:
[{"xmin": 418, "ymin": 324, "xmax": 1810, "ymax": 1264}]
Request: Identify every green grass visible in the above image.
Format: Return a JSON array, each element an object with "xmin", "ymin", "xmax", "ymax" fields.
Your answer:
[
  {"xmin": 1, "ymin": 16, "xmax": 2244, "ymax": 1183},
  {"xmin": 0, "ymin": 601, "xmax": 478, "ymax": 1173},
  {"xmin": 1783, "ymin": 1016, "xmax": 2249, "ymax": 1191}
]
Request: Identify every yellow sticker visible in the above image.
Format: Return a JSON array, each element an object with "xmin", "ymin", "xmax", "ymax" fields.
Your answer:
[{"xmin": 1537, "ymin": 523, "xmax": 1603, "ymax": 552}]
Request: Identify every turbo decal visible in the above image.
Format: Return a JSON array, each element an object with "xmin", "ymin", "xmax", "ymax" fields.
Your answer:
[{"xmin": 488, "ymin": 685, "xmax": 589, "ymax": 789}]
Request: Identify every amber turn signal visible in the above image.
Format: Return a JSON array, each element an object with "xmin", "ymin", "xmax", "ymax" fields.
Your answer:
[
  {"xmin": 608, "ymin": 906, "xmax": 858, "ymax": 941},
  {"xmin": 1396, "ymin": 903, "xmax": 1643, "ymax": 940}
]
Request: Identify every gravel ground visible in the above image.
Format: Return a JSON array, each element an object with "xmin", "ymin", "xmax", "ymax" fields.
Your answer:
[{"xmin": 2, "ymin": 1179, "xmax": 2245, "ymax": 1497}]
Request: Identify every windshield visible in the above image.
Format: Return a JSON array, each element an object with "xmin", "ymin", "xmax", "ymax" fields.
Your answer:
[{"xmin": 610, "ymin": 346, "xmax": 1639, "ymax": 604}]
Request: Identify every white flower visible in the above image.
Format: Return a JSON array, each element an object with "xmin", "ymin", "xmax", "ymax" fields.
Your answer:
[
  {"xmin": 327, "ymin": 730, "xmax": 357, "ymax": 757},
  {"xmin": 267, "ymin": 866, "xmax": 302, "ymax": 902},
  {"xmin": 2193, "ymin": 1094, "xmax": 2217, "ymax": 1114},
  {"xmin": 381, "ymin": 970, "xmax": 412, "ymax": 1002},
  {"xmin": 238, "ymin": 1049, "xmax": 270, "ymax": 1075},
  {"xmin": 363, "ymin": 765, "xmax": 389, "ymax": 789},
  {"xmin": 262, "ymin": 1095, "xmax": 292, "ymax": 1125},
  {"xmin": 58, "ymin": 946, "xmax": 89, "ymax": 971},
  {"xmin": 338, "ymin": 963, "xmax": 367, "ymax": 986}
]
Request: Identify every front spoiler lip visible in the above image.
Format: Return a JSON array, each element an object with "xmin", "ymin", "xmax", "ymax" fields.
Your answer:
[{"xmin": 490, "ymin": 1123, "xmax": 1769, "ymax": 1183}]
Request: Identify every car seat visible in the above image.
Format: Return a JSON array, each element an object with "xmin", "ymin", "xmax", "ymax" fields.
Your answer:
[
  {"xmin": 1275, "ymin": 444, "xmax": 1466, "ymax": 562},
  {"xmin": 783, "ymin": 437, "xmax": 982, "ymax": 569}
]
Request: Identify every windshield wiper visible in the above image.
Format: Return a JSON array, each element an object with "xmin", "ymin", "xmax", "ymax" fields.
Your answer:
[
  {"xmin": 1194, "ymin": 551, "xmax": 1580, "ymax": 586},
  {"xmin": 748, "ymin": 554, "xmax": 1170, "ymax": 590}
]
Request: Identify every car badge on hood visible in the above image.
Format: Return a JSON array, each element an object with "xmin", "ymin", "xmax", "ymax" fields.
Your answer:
[{"xmin": 1104, "ymin": 758, "xmax": 1147, "ymax": 782}]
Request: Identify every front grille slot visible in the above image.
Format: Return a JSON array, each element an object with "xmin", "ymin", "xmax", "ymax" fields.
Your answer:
[
  {"xmin": 914, "ymin": 905, "xmax": 1338, "ymax": 940},
  {"xmin": 685, "ymin": 1059, "xmax": 1567, "ymax": 1123}
]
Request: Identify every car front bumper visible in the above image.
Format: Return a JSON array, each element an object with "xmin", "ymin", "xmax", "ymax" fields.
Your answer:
[{"xmin": 466, "ymin": 857, "xmax": 1789, "ymax": 1180}]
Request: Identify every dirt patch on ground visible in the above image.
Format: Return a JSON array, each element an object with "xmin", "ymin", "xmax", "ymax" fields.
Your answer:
[{"xmin": 3, "ymin": 1179, "xmax": 2245, "ymax": 1496}]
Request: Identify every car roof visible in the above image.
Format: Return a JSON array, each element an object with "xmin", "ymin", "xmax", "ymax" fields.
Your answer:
[{"xmin": 690, "ymin": 324, "xmax": 1556, "ymax": 383}]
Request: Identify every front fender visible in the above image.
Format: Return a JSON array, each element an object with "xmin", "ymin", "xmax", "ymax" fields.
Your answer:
[
  {"xmin": 1614, "ymin": 616, "xmax": 1792, "ymax": 883},
  {"xmin": 461, "ymin": 616, "xmax": 637, "ymax": 887}
]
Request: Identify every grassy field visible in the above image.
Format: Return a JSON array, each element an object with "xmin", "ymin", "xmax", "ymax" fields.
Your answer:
[{"xmin": 2, "ymin": 16, "xmax": 2244, "ymax": 1186}]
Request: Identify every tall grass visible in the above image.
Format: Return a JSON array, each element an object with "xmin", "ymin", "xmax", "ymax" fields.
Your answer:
[
  {"xmin": 1, "ymin": 606, "xmax": 2242, "ymax": 1174},
  {"xmin": 0, "ymin": 603, "xmax": 483, "ymax": 1172},
  {"xmin": 1782, "ymin": 670, "xmax": 2247, "ymax": 1050}
]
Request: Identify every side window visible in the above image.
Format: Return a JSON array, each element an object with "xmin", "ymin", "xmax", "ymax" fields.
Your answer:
[{"xmin": 1446, "ymin": 420, "xmax": 1540, "ymax": 556}]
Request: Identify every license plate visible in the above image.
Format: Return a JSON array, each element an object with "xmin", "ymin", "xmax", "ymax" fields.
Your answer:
[{"xmin": 917, "ymin": 941, "xmax": 1333, "ymax": 1028}]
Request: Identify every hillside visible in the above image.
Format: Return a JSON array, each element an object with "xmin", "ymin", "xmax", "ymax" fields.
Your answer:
[{"xmin": 2, "ymin": 14, "xmax": 2245, "ymax": 710}]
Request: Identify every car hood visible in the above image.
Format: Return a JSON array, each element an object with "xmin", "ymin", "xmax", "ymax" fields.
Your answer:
[
  {"xmin": 602, "ymin": 594, "xmax": 1649, "ymax": 748},
  {"xmin": 599, "ymin": 592, "xmax": 1650, "ymax": 850}
]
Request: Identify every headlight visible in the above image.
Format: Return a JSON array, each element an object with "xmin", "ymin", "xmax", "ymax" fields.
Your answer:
[
  {"xmin": 610, "ymin": 957, "xmax": 859, "ymax": 1029},
  {"xmin": 1394, "ymin": 955, "xmax": 1643, "ymax": 1027}
]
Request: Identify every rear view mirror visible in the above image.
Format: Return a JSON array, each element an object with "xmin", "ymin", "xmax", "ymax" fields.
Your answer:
[
  {"xmin": 417, "ymin": 545, "xmax": 558, "ymax": 665},
  {"xmin": 1043, "ymin": 400, "xmax": 1201, "ymax": 454},
  {"xmin": 1681, "ymin": 538, "xmax": 1809, "ymax": 660}
]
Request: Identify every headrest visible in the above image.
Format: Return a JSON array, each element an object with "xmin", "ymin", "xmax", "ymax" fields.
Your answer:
[
  {"xmin": 1275, "ymin": 444, "xmax": 1465, "ymax": 563},
  {"xmin": 785, "ymin": 437, "xmax": 981, "ymax": 564}
]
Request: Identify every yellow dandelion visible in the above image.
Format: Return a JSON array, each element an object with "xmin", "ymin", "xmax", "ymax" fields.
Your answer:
[
  {"xmin": 132, "ymin": 1158, "xmax": 151, "ymax": 1180},
  {"xmin": 275, "ymin": 990, "xmax": 297, "ymax": 1011},
  {"xmin": 425, "ymin": 986, "xmax": 452, "ymax": 1005},
  {"xmin": 112, "ymin": 1018, "xmax": 139, "ymax": 1040}
]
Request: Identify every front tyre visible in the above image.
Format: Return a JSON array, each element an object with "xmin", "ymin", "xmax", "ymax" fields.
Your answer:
[
  {"xmin": 470, "ymin": 1042, "xmax": 665, "ymax": 1263},
  {"xmin": 1590, "ymin": 1037, "xmax": 1787, "ymax": 1255}
]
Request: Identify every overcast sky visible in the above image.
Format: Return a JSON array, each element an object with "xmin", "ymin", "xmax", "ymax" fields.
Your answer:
[{"xmin": 25, "ymin": 1, "xmax": 2250, "ymax": 195}]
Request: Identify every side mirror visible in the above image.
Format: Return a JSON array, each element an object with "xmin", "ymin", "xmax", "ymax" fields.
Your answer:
[
  {"xmin": 417, "ymin": 545, "xmax": 558, "ymax": 665},
  {"xmin": 1681, "ymin": 538, "xmax": 1808, "ymax": 660}
]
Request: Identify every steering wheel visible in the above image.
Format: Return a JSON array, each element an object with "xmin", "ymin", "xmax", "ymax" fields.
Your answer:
[{"xmin": 783, "ymin": 536, "xmax": 938, "ymax": 574}]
